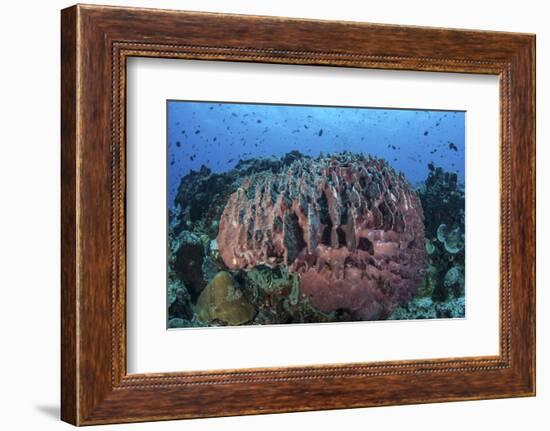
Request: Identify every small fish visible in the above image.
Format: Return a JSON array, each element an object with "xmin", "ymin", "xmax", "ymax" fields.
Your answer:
[
  {"xmin": 424, "ymin": 131, "xmax": 429, "ymax": 136},
  {"xmin": 318, "ymin": 129, "xmax": 323, "ymax": 136},
  {"xmin": 195, "ymin": 130, "xmax": 200, "ymax": 134},
  {"xmin": 231, "ymin": 113, "xmax": 238, "ymax": 117},
  {"xmin": 257, "ymin": 119, "xmax": 262, "ymax": 123},
  {"xmin": 175, "ymin": 141, "xmax": 181, "ymax": 148},
  {"xmin": 448, "ymin": 142, "xmax": 458, "ymax": 151}
]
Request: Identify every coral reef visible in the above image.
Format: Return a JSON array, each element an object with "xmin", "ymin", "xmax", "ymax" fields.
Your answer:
[
  {"xmin": 389, "ymin": 296, "xmax": 465, "ymax": 320},
  {"xmin": 417, "ymin": 164, "xmax": 465, "ymax": 303},
  {"xmin": 168, "ymin": 151, "xmax": 335, "ymax": 327},
  {"xmin": 196, "ymin": 271, "xmax": 256, "ymax": 325},
  {"xmin": 167, "ymin": 152, "xmax": 465, "ymax": 327},
  {"xmin": 216, "ymin": 152, "xmax": 425, "ymax": 320}
]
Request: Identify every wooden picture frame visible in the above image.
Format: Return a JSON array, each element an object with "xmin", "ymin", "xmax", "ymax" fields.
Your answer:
[{"xmin": 61, "ymin": 4, "xmax": 535, "ymax": 425}]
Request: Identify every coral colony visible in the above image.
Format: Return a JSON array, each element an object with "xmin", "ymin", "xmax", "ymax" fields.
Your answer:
[{"xmin": 167, "ymin": 103, "xmax": 466, "ymax": 328}]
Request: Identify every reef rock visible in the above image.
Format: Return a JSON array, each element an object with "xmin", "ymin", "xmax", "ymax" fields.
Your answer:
[
  {"xmin": 167, "ymin": 279, "xmax": 193, "ymax": 321},
  {"xmin": 217, "ymin": 152, "xmax": 425, "ymax": 320},
  {"xmin": 173, "ymin": 231, "xmax": 206, "ymax": 299},
  {"xmin": 196, "ymin": 271, "xmax": 256, "ymax": 325}
]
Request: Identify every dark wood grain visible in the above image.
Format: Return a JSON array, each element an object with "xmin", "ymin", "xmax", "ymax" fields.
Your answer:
[
  {"xmin": 61, "ymin": 4, "xmax": 535, "ymax": 425},
  {"xmin": 60, "ymin": 6, "xmax": 78, "ymax": 425}
]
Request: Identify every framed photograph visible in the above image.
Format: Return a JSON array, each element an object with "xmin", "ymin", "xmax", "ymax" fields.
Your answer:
[{"xmin": 61, "ymin": 4, "xmax": 535, "ymax": 425}]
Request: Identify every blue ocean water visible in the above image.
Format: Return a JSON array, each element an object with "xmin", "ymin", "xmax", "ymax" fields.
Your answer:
[{"xmin": 167, "ymin": 101, "xmax": 465, "ymax": 208}]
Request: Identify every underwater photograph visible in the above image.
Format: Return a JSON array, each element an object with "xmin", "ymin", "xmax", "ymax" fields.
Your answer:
[{"xmin": 167, "ymin": 100, "xmax": 466, "ymax": 329}]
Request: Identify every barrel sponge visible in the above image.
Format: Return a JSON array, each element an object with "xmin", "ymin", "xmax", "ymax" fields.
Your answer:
[{"xmin": 217, "ymin": 152, "xmax": 425, "ymax": 320}]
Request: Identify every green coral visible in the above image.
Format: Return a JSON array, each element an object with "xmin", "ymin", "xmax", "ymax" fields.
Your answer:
[
  {"xmin": 390, "ymin": 297, "xmax": 437, "ymax": 320},
  {"xmin": 196, "ymin": 271, "xmax": 256, "ymax": 325},
  {"xmin": 390, "ymin": 296, "xmax": 465, "ymax": 320},
  {"xmin": 443, "ymin": 266, "xmax": 465, "ymax": 296},
  {"xmin": 436, "ymin": 297, "xmax": 465, "ymax": 318},
  {"xmin": 245, "ymin": 265, "xmax": 298, "ymax": 295},
  {"xmin": 417, "ymin": 264, "xmax": 437, "ymax": 297},
  {"xmin": 288, "ymin": 277, "xmax": 301, "ymax": 306},
  {"xmin": 436, "ymin": 223, "xmax": 464, "ymax": 254},
  {"xmin": 167, "ymin": 277, "xmax": 193, "ymax": 321},
  {"xmin": 424, "ymin": 238, "xmax": 436, "ymax": 255},
  {"xmin": 168, "ymin": 315, "xmax": 208, "ymax": 329},
  {"xmin": 167, "ymin": 279, "xmax": 186, "ymax": 307}
]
